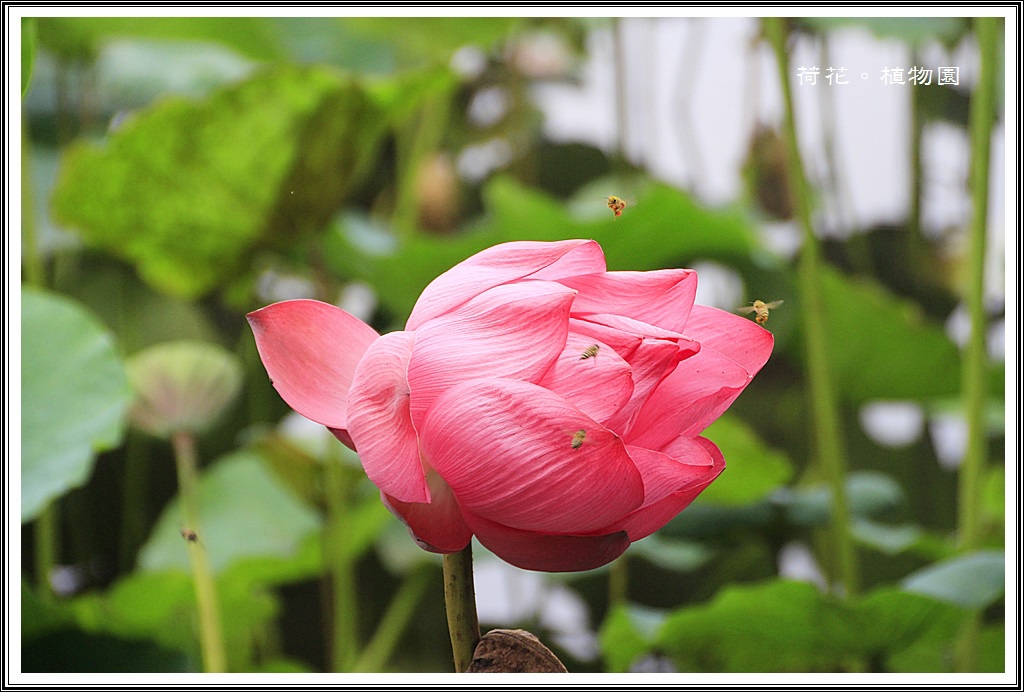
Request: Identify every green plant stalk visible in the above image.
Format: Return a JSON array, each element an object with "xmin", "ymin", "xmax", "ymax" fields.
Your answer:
[
  {"xmin": 613, "ymin": 17, "xmax": 630, "ymax": 163},
  {"xmin": 955, "ymin": 16, "xmax": 999, "ymax": 673},
  {"xmin": 351, "ymin": 565, "xmax": 433, "ymax": 672},
  {"xmin": 33, "ymin": 503, "xmax": 57, "ymax": 599},
  {"xmin": 763, "ymin": 17, "xmax": 858, "ymax": 596},
  {"xmin": 22, "ymin": 119, "xmax": 43, "ymax": 287},
  {"xmin": 118, "ymin": 431, "xmax": 149, "ymax": 572},
  {"xmin": 608, "ymin": 555, "xmax": 628, "ymax": 608},
  {"xmin": 908, "ymin": 59, "xmax": 925, "ymax": 279},
  {"xmin": 442, "ymin": 543, "xmax": 480, "ymax": 672},
  {"xmin": 24, "ymin": 116, "xmax": 57, "ymax": 598},
  {"xmin": 171, "ymin": 431, "xmax": 227, "ymax": 673},
  {"xmin": 324, "ymin": 460, "xmax": 358, "ymax": 672},
  {"xmin": 958, "ymin": 16, "xmax": 998, "ymax": 557}
]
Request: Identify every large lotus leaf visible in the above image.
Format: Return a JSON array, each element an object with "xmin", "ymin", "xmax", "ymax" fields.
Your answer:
[
  {"xmin": 666, "ymin": 470, "xmax": 906, "ymax": 540},
  {"xmin": 655, "ymin": 581, "xmax": 847, "ymax": 671},
  {"xmin": 36, "ymin": 17, "xmax": 287, "ymax": 61},
  {"xmin": 902, "ymin": 550, "xmax": 1005, "ymax": 609},
  {"xmin": 66, "ymin": 259, "xmax": 222, "ymax": 354},
  {"xmin": 697, "ymin": 413, "xmax": 794, "ymax": 505},
  {"xmin": 654, "ymin": 580, "xmax": 966, "ymax": 672},
  {"xmin": 21, "ymin": 288, "xmax": 131, "ymax": 521},
  {"xmin": 342, "ymin": 17, "xmax": 523, "ymax": 65},
  {"xmin": 814, "ymin": 267, "xmax": 964, "ymax": 402},
  {"xmin": 599, "ymin": 604, "xmax": 663, "ymax": 673},
  {"xmin": 69, "ymin": 569, "xmax": 281, "ymax": 672},
  {"xmin": 137, "ymin": 450, "xmax": 322, "ymax": 577},
  {"xmin": 51, "ymin": 64, "xmax": 384, "ymax": 298},
  {"xmin": 847, "ymin": 587, "xmax": 964, "ymax": 657},
  {"xmin": 655, "ymin": 580, "xmax": 849, "ymax": 672}
]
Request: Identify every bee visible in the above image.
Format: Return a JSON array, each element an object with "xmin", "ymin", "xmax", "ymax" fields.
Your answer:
[
  {"xmin": 579, "ymin": 344, "xmax": 600, "ymax": 360},
  {"xmin": 179, "ymin": 526, "xmax": 199, "ymax": 543},
  {"xmin": 605, "ymin": 195, "xmax": 629, "ymax": 218},
  {"xmin": 738, "ymin": 299, "xmax": 784, "ymax": 325},
  {"xmin": 570, "ymin": 429, "xmax": 587, "ymax": 450}
]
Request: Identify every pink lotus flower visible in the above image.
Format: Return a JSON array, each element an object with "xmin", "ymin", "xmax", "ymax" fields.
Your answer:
[{"xmin": 248, "ymin": 240, "xmax": 773, "ymax": 571}]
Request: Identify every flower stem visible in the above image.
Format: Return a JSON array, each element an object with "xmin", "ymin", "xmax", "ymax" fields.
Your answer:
[
  {"xmin": 958, "ymin": 16, "xmax": 998, "ymax": 556},
  {"xmin": 171, "ymin": 431, "xmax": 227, "ymax": 673},
  {"xmin": 24, "ymin": 109, "xmax": 57, "ymax": 598},
  {"xmin": 955, "ymin": 16, "xmax": 999, "ymax": 673},
  {"xmin": 442, "ymin": 543, "xmax": 480, "ymax": 672},
  {"xmin": 324, "ymin": 459, "xmax": 358, "ymax": 672},
  {"xmin": 351, "ymin": 564, "xmax": 433, "ymax": 672},
  {"xmin": 608, "ymin": 556, "xmax": 628, "ymax": 608},
  {"xmin": 118, "ymin": 431, "xmax": 149, "ymax": 572},
  {"xmin": 763, "ymin": 17, "xmax": 859, "ymax": 596},
  {"xmin": 22, "ymin": 117, "xmax": 44, "ymax": 288},
  {"xmin": 33, "ymin": 502, "xmax": 58, "ymax": 600}
]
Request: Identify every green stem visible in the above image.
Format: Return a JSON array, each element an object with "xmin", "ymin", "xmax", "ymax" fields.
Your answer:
[
  {"xmin": 955, "ymin": 16, "xmax": 999, "ymax": 674},
  {"xmin": 763, "ymin": 17, "xmax": 858, "ymax": 597},
  {"xmin": 24, "ymin": 115, "xmax": 57, "ymax": 598},
  {"xmin": 22, "ymin": 118, "xmax": 44, "ymax": 287},
  {"xmin": 171, "ymin": 431, "xmax": 227, "ymax": 673},
  {"xmin": 118, "ymin": 431, "xmax": 149, "ymax": 572},
  {"xmin": 351, "ymin": 565, "xmax": 433, "ymax": 672},
  {"xmin": 613, "ymin": 17, "xmax": 630, "ymax": 163},
  {"xmin": 324, "ymin": 460, "xmax": 358, "ymax": 672},
  {"xmin": 608, "ymin": 555, "xmax": 628, "ymax": 608},
  {"xmin": 958, "ymin": 16, "xmax": 998, "ymax": 556},
  {"xmin": 908, "ymin": 56, "xmax": 925, "ymax": 292},
  {"xmin": 33, "ymin": 503, "xmax": 58, "ymax": 600},
  {"xmin": 442, "ymin": 543, "xmax": 480, "ymax": 672}
]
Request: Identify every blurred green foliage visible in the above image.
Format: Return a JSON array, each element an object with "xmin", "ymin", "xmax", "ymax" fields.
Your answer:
[{"xmin": 19, "ymin": 14, "xmax": 1005, "ymax": 674}]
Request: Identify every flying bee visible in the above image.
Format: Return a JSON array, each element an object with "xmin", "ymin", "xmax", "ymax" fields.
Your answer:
[
  {"xmin": 579, "ymin": 344, "xmax": 600, "ymax": 360},
  {"xmin": 570, "ymin": 429, "xmax": 587, "ymax": 450},
  {"xmin": 179, "ymin": 526, "xmax": 199, "ymax": 543},
  {"xmin": 738, "ymin": 299, "xmax": 784, "ymax": 325},
  {"xmin": 604, "ymin": 195, "xmax": 631, "ymax": 218}
]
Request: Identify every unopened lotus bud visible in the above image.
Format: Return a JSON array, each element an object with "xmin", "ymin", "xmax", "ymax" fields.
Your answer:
[{"xmin": 126, "ymin": 340, "xmax": 242, "ymax": 438}]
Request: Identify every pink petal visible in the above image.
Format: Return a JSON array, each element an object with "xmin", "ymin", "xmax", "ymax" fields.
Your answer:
[
  {"xmin": 570, "ymin": 313, "xmax": 701, "ymax": 435},
  {"xmin": 381, "ymin": 469, "xmax": 472, "ymax": 553},
  {"xmin": 610, "ymin": 437, "xmax": 724, "ymax": 541},
  {"xmin": 685, "ymin": 305, "xmax": 774, "ymax": 376},
  {"xmin": 559, "ymin": 269, "xmax": 697, "ymax": 332},
  {"xmin": 580, "ymin": 312, "xmax": 695, "ymax": 342},
  {"xmin": 625, "ymin": 307, "xmax": 774, "ymax": 446},
  {"xmin": 346, "ymin": 331, "xmax": 428, "ymax": 504},
  {"xmin": 328, "ymin": 427, "xmax": 355, "ymax": 451},
  {"xmin": 247, "ymin": 300, "xmax": 379, "ymax": 430},
  {"xmin": 421, "ymin": 378, "xmax": 645, "ymax": 534},
  {"xmin": 624, "ymin": 342, "xmax": 753, "ymax": 448},
  {"xmin": 464, "ymin": 512, "xmax": 630, "ymax": 572},
  {"xmin": 569, "ymin": 317, "xmax": 644, "ymax": 360},
  {"xmin": 406, "ymin": 240, "xmax": 605, "ymax": 330},
  {"xmin": 406, "ymin": 282, "xmax": 575, "ymax": 429},
  {"xmin": 602, "ymin": 333, "xmax": 700, "ymax": 436},
  {"xmin": 537, "ymin": 334, "xmax": 634, "ymax": 424}
]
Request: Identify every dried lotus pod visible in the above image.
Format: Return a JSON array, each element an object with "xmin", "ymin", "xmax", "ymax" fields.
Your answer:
[{"xmin": 466, "ymin": 629, "xmax": 567, "ymax": 673}]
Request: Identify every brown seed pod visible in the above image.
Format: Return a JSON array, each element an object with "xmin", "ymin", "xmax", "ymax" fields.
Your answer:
[{"xmin": 466, "ymin": 629, "xmax": 568, "ymax": 673}]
